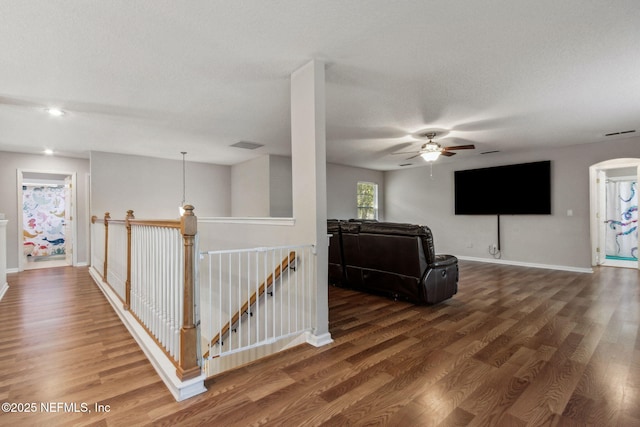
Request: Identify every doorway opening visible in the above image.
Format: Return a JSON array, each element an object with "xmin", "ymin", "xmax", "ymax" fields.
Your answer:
[
  {"xmin": 589, "ymin": 159, "xmax": 640, "ymax": 270},
  {"xmin": 603, "ymin": 175, "xmax": 637, "ymax": 268},
  {"xmin": 17, "ymin": 170, "xmax": 77, "ymax": 271}
]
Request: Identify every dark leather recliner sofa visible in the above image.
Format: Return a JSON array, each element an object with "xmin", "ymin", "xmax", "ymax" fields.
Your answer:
[{"xmin": 327, "ymin": 220, "xmax": 458, "ymax": 305}]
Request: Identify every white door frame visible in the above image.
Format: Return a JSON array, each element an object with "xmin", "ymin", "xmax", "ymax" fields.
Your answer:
[
  {"xmin": 16, "ymin": 169, "xmax": 78, "ymax": 271},
  {"xmin": 589, "ymin": 158, "xmax": 640, "ymax": 269}
]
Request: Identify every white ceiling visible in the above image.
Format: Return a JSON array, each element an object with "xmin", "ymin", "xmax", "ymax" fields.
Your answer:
[{"xmin": 1, "ymin": 1, "xmax": 638, "ymax": 171}]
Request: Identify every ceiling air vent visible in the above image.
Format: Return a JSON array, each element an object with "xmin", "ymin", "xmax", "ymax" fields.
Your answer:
[
  {"xmin": 399, "ymin": 163, "xmax": 413, "ymax": 167},
  {"xmin": 480, "ymin": 150, "xmax": 500, "ymax": 155},
  {"xmin": 605, "ymin": 130, "xmax": 636, "ymax": 137},
  {"xmin": 230, "ymin": 141, "xmax": 264, "ymax": 150}
]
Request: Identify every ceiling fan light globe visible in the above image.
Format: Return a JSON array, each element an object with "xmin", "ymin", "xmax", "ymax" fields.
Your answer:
[
  {"xmin": 421, "ymin": 151, "xmax": 441, "ymax": 161},
  {"xmin": 46, "ymin": 107, "xmax": 65, "ymax": 117}
]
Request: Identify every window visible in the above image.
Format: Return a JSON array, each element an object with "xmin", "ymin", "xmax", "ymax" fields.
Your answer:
[{"xmin": 357, "ymin": 182, "xmax": 378, "ymax": 220}]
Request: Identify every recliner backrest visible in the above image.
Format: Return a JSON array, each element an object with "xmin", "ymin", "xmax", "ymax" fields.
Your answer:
[
  {"xmin": 358, "ymin": 222, "xmax": 436, "ymax": 266},
  {"xmin": 340, "ymin": 221, "xmax": 363, "ymax": 267}
]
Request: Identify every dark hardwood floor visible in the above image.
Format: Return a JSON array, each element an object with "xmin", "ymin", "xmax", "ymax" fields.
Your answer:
[{"xmin": 0, "ymin": 262, "xmax": 638, "ymax": 426}]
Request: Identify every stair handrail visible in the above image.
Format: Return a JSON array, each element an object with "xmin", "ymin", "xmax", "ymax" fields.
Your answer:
[{"xmin": 90, "ymin": 205, "xmax": 200, "ymax": 381}]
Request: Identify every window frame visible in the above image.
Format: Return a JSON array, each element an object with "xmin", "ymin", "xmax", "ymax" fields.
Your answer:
[{"xmin": 356, "ymin": 181, "xmax": 378, "ymax": 220}]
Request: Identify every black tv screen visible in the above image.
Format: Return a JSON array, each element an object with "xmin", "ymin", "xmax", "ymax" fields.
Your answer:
[{"xmin": 454, "ymin": 161, "xmax": 551, "ymax": 215}]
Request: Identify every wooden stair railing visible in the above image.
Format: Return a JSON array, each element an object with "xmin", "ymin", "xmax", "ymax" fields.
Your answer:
[
  {"xmin": 92, "ymin": 205, "xmax": 200, "ymax": 381},
  {"xmin": 204, "ymin": 251, "xmax": 297, "ymax": 359}
]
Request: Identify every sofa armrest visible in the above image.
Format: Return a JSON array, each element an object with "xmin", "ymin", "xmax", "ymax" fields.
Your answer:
[{"xmin": 431, "ymin": 254, "xmax": 457, "ymax": 268}]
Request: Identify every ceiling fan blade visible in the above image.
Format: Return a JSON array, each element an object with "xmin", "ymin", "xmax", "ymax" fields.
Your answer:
[
  {"xmin": 441, "ymin": 151, "xmax": 456, "ymax": 157},
  {"xmin": 443, "ymin": 144, "xmax": 475, "ymax": 151}
]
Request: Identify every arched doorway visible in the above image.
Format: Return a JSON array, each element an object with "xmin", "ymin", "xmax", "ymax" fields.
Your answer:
[{"xmin": 589, "ymin": 158, "xmax": 639, "ymax": 269}]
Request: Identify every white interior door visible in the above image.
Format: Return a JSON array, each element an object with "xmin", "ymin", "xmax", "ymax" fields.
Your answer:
[
  {"xmin": 64, "ymin": 175, "xmax": 73, "ymax": 266},
  {"xmin": 597, "ymin": 170, "xmax": 607, "ymax": 266}
]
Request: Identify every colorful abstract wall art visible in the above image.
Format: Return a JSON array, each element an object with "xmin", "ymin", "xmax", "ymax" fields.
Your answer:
[
  {"xmin": 22, "ymin": 185, "xmax": 66, "ymax": 258},
  {"xmin": 605, "ymin": 180, "xmax": 638, "ymax": 261}
]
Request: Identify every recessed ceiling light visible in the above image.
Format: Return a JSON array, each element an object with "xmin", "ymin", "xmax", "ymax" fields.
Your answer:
[
  {"xmin": 46, "ymin": 107, "xmax": 65, "ymax": 117},
  {"xmin": 44, "ymin": 149, "xmax": 54, "ymax": 155}
]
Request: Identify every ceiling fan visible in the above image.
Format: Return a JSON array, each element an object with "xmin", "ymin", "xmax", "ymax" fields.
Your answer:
[{"xmin": 394, "ymin": 131, "xmax": 475, "ymax": 161}]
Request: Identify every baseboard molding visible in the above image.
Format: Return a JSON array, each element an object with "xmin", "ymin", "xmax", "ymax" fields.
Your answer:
[
  {"xmin": 456, "ymin": 256, "xmax": 593, "ymax": 274},
  {"xmin": 306, "ymin": 331, "xmax": 334, "ymax": 347},
  {"xmin": 7, "ymin": 264, "xmax": 88, "ymax": 272},
  {"xmin": 88, "ymin": 266, "xmax": 206, "ymax": 401},
  {"xmin": 0, "ymin": 282, "xmax": 8, "ymax": 302}
]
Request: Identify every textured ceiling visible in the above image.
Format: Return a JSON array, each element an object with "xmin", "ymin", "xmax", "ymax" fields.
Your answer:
[{"xmin": 1, "ymin": 1, "xmax": 638, "ymax": 170}]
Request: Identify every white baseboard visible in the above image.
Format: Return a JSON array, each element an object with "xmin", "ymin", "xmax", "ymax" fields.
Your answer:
[
  {"xmin": 0, "ymin": 282, "xmax": 8, "ymax": 302},
  {"xmin": 306, "ymin": 331, "xmax": 334, "ymax": 347},
  {"xmin": 456, "ymin": 256, "xmax": 593, "ymax": 274},
  {"xmin": 88, "ymin": 267, "xmax": 206, "ymax": 401},
  {"xmin": 7, "ymin": 263, "xmax": 88, "ymax": 272}
]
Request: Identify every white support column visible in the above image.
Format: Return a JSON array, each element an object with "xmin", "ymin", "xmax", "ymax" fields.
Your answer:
[
  {"xmin": 0, "ymin": 219, "xmax": 8, "ymax": 302},
  {"xmin": 290, "ymin": 60, "xmax": 332, "ymax": 346}
]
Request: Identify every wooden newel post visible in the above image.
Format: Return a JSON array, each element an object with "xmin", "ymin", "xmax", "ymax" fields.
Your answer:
[
  {"xmin": 103, "ymin": 212, "xmax": 110, "ymax": 281},
  {"xmin": 124, "ymin": 210, "xmax": 135, "ymax": 310},
  {"xmin": 177, "ymin": 205, "xmax": 200, "ymax": 381}
]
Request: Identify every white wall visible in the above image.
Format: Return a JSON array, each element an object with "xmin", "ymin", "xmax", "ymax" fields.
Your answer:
[
  {"xmin": 384, "ymin": 136, "xmax": 640, "ymax": 270},
  {"xmin": 327, "ymin": 163, "xmax": 385, "ymax": 220},
  {"xmin": 230, "ymin": 155, "xmax": 383, "ymax": 220},
  {"xmin": 231, "ymin": 156, "xmax": 270, "ymax": 217},
  {"xmin": 269, "ymin": 155, "xmax": 293, "ymax": 217},
  {"xmin": 230, "ymin": 155, "xmax": 293, "ymax": 218},
  {"xmin": 0, "ymin": 151, "xmax": 90, "ymax": 270},
  {"xmin": 91, "ymin": 151, "xmax": 231, "ymax": 219}
]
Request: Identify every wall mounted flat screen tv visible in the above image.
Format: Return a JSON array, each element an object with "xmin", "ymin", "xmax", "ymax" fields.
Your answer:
[{"xmin": 454, "ymin": 160, "xmax": 551, "ymax": 215}]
